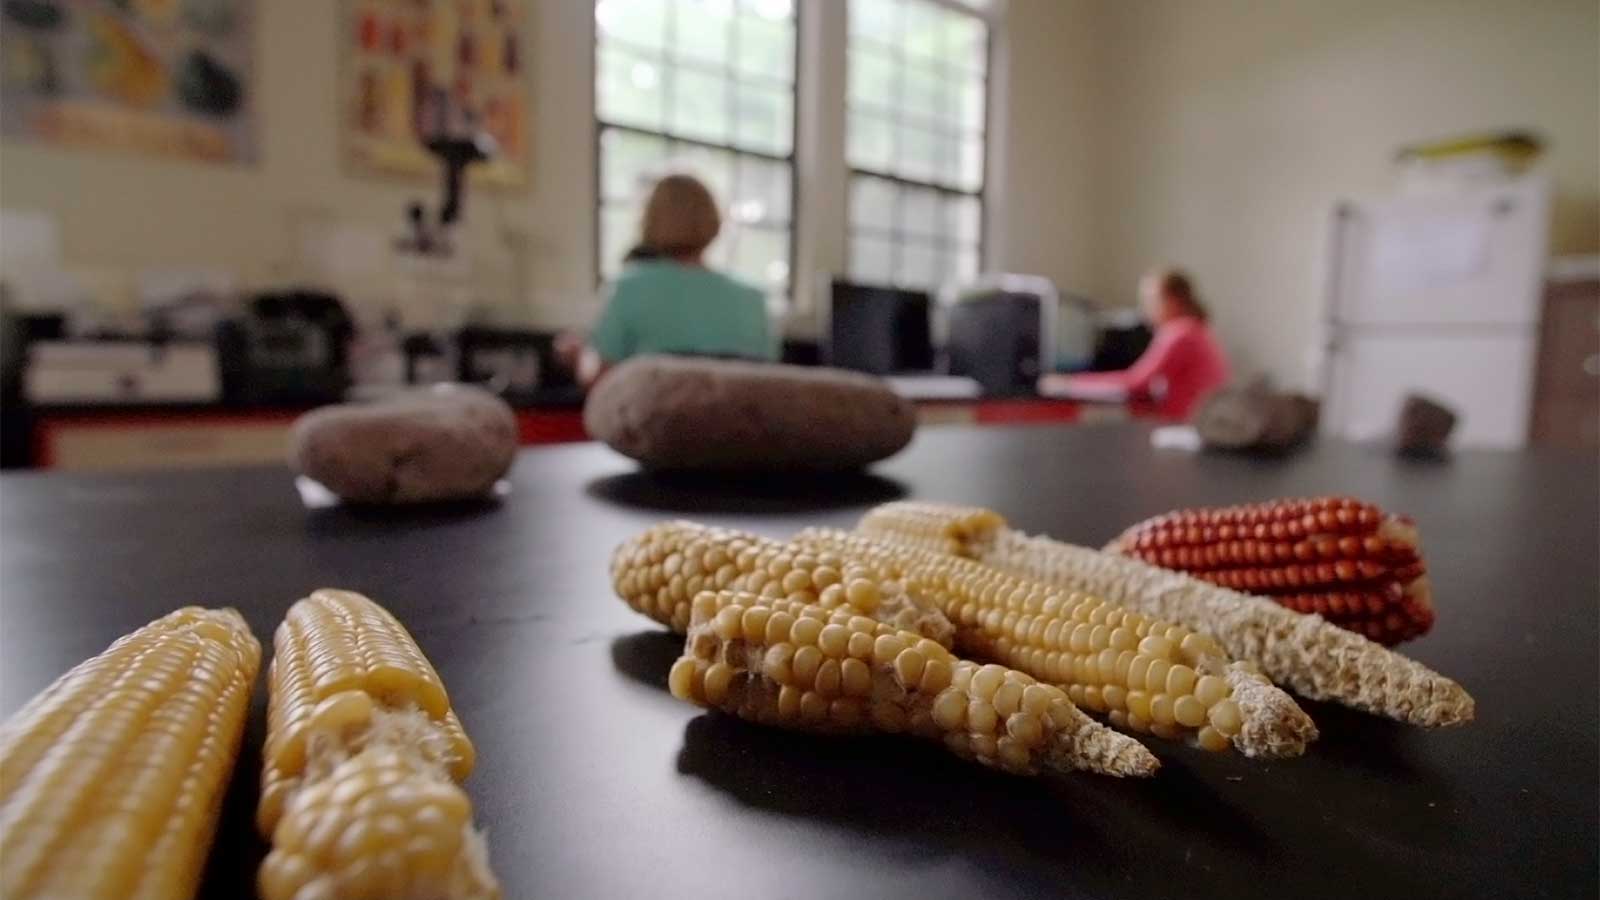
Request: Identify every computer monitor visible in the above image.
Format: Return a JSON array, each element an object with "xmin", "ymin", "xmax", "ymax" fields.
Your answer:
[
  {"xmin": 826, "ymin": 280, "xmax": 935, "ymax": 374},
  {"xmin": 946, "ymin": 291, "xmax": 1043, "ymax": 396}
]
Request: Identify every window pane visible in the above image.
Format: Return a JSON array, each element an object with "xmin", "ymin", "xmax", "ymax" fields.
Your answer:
[
  {"xmin": 958, "ymin": 135, "xmax": 984, "ymax": 191},
  {"xmin": 897, "ymin": 240, "xmax": 943, "ymax": 290},
  {"xmin": 954, "ymin": 246, "xmax": 979, "ymax": 284},
  {"xmin": 900, "ymin": 187, "xmax": 942, "ymax": 240},
  {"xmin": 900, "ymin": 63, "xmax": 949, "ymax": 123},
  {"xmin": 958, "ymin": 75, "xmax": 985, "ymax": 132},
  {"xmin": 732, "ymin": 83, "xmax": 791, "ymax": 155},
  {"xmin": 736, "ymin": 14, "xmax": 793, "ymax": 82},
  {"xmin": 847, "ymin": 111, "xmax": 893, "ymax": 173},
  {"xmin": 850, "ymin": 0, "xmax": 900, "ymax": 41},
  {"xmin": 946, "ymin": 194, "xmax": 981, "ymax": 244},
  {"xmin": 670, "ymin": 67, "xmax": 729, "ymax": 144},
  {"xmin": 733, "ymin": 155, "xmax": 790, "ymax": 226},
  {"xmin": 902, "ymin": 0, "xmax": 945, "ymax": 62},
  {"xmin": 851, "ymin": 234, "xmax": 896, "ymax": 286},
  {"xmin": 739, "ymin": 0, "xmax": 793, "ymax": 20},
  {"xmin": 597, "ymin": 47, "xmax": 665, "ymax": 131},
  {"xmin": 600, "ymin": 205, "xmax": 641, "ymax": 280},
  {"xmin": 730, "ymin": 227, "xmax": 789, "ymax": 291},
  {"xmin": 600, "ymin": 129, "xmax": 669, "ymax": 203},
  {"xmin": 850, "ymin": 175, "xmax": 897, "ymax": 233},
  {"xmin": 596, "ymin": 0, "xmax": 669, "ymax": 52},
  {"xmin": 897, "ymin": 122, "xmax": 942, "ymax": 183},
  {"xmin": 848, "ymin": 47, "xmax": 897, "ymax": 110},
  {"xmin": 674, "ymin": 0, "xmax": 733, "ymax": 67},
  {"xmin": 944, "ymin": 12, "xmax": 987, "ymax": 74}
]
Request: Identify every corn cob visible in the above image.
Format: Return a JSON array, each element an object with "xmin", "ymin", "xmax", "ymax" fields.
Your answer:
[
  {"xmin": 611, "ymin": 520, "xmax": 954, "ymax": 647},
  {"xmin": 1106, "ymin": 498, "xmax": 1434, "ymax": 644},
  {"xmin": 674, "ymin": 590, "xmax": 1158, "ymax": 777},
  {"xmin": 258, "ymin": 589, "xmax": 500, "ymax": 900},
  {"xmin": 859, "ymin": 501, "xmax": 1474, "ymax": 727},
  {"xmin": 795, "ymin": 528, "xmax": 1317, "ymax": 758},
  {"xmin": 0, "ymin": 607, "xmax": 260, "ymax": 900}
]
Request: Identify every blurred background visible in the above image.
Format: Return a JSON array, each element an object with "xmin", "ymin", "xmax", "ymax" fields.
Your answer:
[{"xmin": 0, "ymin": 0, "xmax": 1595, "ymax": 471}]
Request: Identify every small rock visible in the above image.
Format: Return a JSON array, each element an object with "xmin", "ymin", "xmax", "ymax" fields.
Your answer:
[
  {"xmin": 290, "ymin": 385, "xmax": 517, "ymax": 503},
  {"xmin": 583, "ymin": 355, "xmax": 916, "ymax": 471}
]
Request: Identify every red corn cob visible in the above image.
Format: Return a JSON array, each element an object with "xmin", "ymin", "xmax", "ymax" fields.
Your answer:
[{"xmin": 1107, "ymin": 498, "xmax": 1435, "ymax": 645}]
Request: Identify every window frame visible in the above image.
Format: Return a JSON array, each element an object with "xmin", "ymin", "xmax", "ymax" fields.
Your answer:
[
  {"xmin": 591, "ymin": 0, "xmax": 804, "ymax": 301},
  {"xmin": 845, "ymin": 0, "xmax": 994, "ymax": 291}
]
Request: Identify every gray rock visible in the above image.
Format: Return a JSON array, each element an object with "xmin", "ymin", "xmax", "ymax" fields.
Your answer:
[
  {"xmin": 290, "ymin": 386, "xmax": 518, "ymax": 503},
  {"xmin": 584, "ymin": 355, "xmax": 916, "ymax": 471}
]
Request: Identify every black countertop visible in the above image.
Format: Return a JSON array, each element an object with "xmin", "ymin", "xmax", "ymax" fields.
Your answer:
[{"xmin": 1, "ymin": 424, "xmax": 1595, "ymax": 899}]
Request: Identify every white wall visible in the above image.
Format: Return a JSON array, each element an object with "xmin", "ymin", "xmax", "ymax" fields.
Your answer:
[
  {"xmin": 1084, "ymin": 0, "xmax": 1600, "ymax": 388},
  {"xmin": 0, "ymin": 0, "xmax": 597, "ymax": 325}
]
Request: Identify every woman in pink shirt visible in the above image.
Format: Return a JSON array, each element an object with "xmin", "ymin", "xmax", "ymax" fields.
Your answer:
[{"xmin": 1042, "ymin": 268, "xmax": 1231, "ymax": 420}]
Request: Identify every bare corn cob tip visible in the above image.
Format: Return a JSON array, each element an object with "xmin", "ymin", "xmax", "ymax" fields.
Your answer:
[
  {"xmin": 611, "ymin": 520, "xmax": 954, "ymax": 647},
  {"xmin": 673, "ymin": 590, "xmax": 1158, "ymax": 778},
  {"xmin": 0, "ymin": 607, "xmax": 260, "ymax": 900},
  {"xmin": 1106, "ymin": 497, "xmax": 1435, "ymax": 645},
  {"xmin": 796, "ymin": 528, "xmax": 1318, "ymax": 758},
  {"xmin": 258, "ymin": 588, "xmax": 500, "ymax": 900},
  {"xmin": 877, "ymin": 506, "xmax": 1474, "ymax": 728}
]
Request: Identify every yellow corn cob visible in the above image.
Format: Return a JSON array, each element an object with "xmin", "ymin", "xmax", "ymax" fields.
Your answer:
[
  {"xmin": 258, "ymin": 589, "xmax": 500, "ymax": 900},
  {"xmin": 612, "ymin": 520, "xmax": 954, "ymax": 647},
  {"xmin": 859, "ymin": 501, "xmax": 1474, "ymax": 727},
  {"xmin": 0, "ymin": 607, "xmax": 260, "ymax": 900},
  {"xmin": 796, "ymin": 528, "xmax": 1317, "ymax": 757},
  {"xmin": 674, "ymin": 590, "xmax": 1158, "ymax": 778}
]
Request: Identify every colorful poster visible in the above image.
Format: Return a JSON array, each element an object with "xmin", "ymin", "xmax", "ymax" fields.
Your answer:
[
  {"xmin": 0, "ymin": 0, "xmax": 256, "ymax": 163},
  {"xmin": 343, "ymin": 0, "xmax": 528, "ymax": 187}
]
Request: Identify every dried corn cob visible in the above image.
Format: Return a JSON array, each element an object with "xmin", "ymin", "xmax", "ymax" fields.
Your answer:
[
  {"xmin": 674, "ymin": 590, "xmax": 1157, "ymax": 777},
  {"xmin": 612, "ymin": 520, "xmax": 953, "ymax": 646},
  {"xmin": 796, "ymin": 528, "xmax": 1317, "ymax": 758},
  {"xmin": 258, "ymin": 589, "xmax": 500, "ymax": 900},
  {"xmin": 0, "ymin": 607, "xmax": 260, "ymax": 900},
  {"xmin": 1106, "ymin": 498, "xmax": 1434, "ymax": 644},
  {"xmin": 859, "ymin": 501, "xmax": 1474, "ymax": 727}
]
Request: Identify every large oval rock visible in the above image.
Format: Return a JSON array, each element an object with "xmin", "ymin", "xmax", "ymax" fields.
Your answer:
[
  {"xmin": 584, "ymin": 355, "xmax": 916, "ymax": 471},
  {"xmin": 290, "ymin": 385, "xmax": 518, "ymax": 503}
]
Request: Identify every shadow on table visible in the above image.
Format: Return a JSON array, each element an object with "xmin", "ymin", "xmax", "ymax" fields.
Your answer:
[
  {"xmin": 674, "ymin": 712, "xmax": 1281, "ymax": 887},
  {"xmin": 302, "ymin": 496, "xmax": 505, "ymax": 534},
  {"xmin": 610, "ymin": 630, "xmax": 683, "ymax": 693},
  {"xmin": 584, "ymin": 470, "xmax": 908, "ymax": 514}
]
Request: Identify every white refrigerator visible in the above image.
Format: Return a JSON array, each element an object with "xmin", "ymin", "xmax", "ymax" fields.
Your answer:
[{"xmin": 1319, "ymin": 174, "xmax": 1550, "ymax": 448}]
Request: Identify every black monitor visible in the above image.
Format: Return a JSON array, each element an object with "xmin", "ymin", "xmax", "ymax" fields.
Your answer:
[
  {"xmin": 827, "ymin": 280, "xmax": 934, "ymax": 374},
  {"xmin": 946, "ymin": 292, "xmax": 1043, "ymax": 396}
]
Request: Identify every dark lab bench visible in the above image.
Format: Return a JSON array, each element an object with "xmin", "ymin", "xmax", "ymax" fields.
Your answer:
[
  {"xmin": 1, "ymin": 423, "xmax": 1594, "ymax": 899},
  {"xmin": 18, "ymin": 391, "xmax": 1092, "ymax": 471}
]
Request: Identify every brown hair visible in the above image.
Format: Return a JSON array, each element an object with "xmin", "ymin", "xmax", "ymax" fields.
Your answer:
[
  {"xmin": 1151, "ymin": 267, "xmax": 1209, "ymax": 322},
  {"xmin": 640, "ymin": 174, "xmax": 721, "ymax": 259}
]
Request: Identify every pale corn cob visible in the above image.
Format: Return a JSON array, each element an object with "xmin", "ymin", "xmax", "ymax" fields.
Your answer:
[
  {"xmin": 258, "ymin": 589, "xmax": 500, "ymax": 900},
  {"xmin": 796, "ymin": 528, "xmax": 1317, "ymax": 758},
  {"xmin": 611, "ymin": 520, "xmax": 954, "ymax": 646},
  {"xmin": 673, "ymin": 590, "xmax": 1158, "ymax": 778},
  {"xmin": 859, "ymin": 501, "xmax": 1475, "ymax": 727},
  {"xmin": 1107, "ymin": 497, "xmax": 1435, "ymax": 644},
  {"xmin": 0, "ymin": 607, "xmax": 260, "ymax": 900}
]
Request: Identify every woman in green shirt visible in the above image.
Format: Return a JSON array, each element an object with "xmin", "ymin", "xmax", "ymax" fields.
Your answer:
[{"xmin": 571, "ymin": 174, "xmax": 774, "ymax": 386}]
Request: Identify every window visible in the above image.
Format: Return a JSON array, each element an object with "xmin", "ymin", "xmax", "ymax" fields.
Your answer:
[
  {"xmin": 594, "ymin": 0, "xmax": 797, "ymax": 300},
  {"xmin": 847, "ymin": 0, "xmax": 987, "ymax": 291}
]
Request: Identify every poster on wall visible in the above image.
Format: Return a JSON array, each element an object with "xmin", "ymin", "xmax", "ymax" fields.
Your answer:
[
  {"xmin": 342, "ymin": 0, "xmax": 528, "ymax": 187},
  {"xmin": 0, "ymin": 0, "xmax": 256, "ymax": 163}
]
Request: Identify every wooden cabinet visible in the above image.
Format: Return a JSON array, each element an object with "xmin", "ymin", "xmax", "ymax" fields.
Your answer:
[{"xmin": 1530, "ymin": 273, "xmax": 1600, "ymax": 449}]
